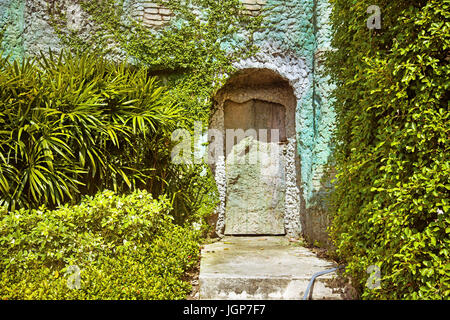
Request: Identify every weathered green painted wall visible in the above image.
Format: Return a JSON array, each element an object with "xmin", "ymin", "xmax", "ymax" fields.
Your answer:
[
  {"xmin": 308, "ymin": 0, "xmax": 336, "ymax": 244},
  {"xmin": 0, "ymin": 0, "xmax": 25, "ymax": 59}
]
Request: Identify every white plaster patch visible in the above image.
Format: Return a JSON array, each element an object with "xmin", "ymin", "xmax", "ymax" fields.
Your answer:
[
  {"xmin": 233, "ymin": 42, "xmax": 310, "ymax": 100},
  {"xmin": 214, "ymin": 155, "xmax": 227, "ymax": 236}
]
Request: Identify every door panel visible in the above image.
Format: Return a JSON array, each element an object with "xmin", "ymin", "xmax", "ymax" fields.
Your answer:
[{"xmin": 224, "ymin": 99, "xmax": 286, "ymax": 235}]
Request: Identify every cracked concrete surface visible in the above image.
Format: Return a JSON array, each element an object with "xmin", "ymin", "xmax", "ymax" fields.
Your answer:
[{"xmin": 199, "ymin": 236, "xmax": 345, "ymax": 300}]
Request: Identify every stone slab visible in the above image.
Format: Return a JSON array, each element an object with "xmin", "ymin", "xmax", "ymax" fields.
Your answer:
[{"xmin": 199, "ymin": 236, "xmax": 344, "ymax": 300}]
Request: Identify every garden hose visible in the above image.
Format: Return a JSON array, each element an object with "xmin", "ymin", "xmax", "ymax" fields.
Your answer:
[{"xmin": 302, "ymin": 265, "xmax": 346, "ymax": 300}]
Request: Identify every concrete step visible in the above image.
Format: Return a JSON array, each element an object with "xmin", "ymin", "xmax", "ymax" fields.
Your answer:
[{"xmin": 199, "ymin": 236, "xmax": 345, "ymax": 300}]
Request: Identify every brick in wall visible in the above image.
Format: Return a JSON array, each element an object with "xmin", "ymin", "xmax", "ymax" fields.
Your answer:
[{"xmin": 135, "ymin": 0, "xmax": 266, "ymax": 27}]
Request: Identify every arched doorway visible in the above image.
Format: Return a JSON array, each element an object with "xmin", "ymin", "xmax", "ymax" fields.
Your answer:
[{"xmin": 210, "ymin": 69, "xmax": 299, "ymax": 236}]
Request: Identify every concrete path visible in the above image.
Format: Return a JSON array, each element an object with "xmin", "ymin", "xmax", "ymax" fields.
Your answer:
[{"xmin": 199, "ymin": 236, "xmax": 344, "ymax": 300}]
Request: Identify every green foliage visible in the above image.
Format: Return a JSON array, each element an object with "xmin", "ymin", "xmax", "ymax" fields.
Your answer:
[
  {"xmin": 50, "ymin": 0, "xmax": 263, "ymax": 124},
  {"xmin": 326, "ymin": 0, "xmax": 450, "ymax": 299},
  {"xmin": 0, "ymin": 189, "xmax": 201, "ymax": 300},
  {"xmin": 0, "ymin": 50, "xmax": 185, "ymax": 211}
]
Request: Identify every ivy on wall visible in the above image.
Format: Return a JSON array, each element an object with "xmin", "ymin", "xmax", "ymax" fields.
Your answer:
[{"xmin": 49, "ymin": 0, "xmax": 264, "ymax": 125}]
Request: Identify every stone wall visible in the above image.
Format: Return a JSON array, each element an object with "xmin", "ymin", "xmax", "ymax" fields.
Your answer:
[
  {"xmin": 0, "ymin": 0, "xmax": 336, "ymax": 246},
  {"xmin": 306, "ymin": 0, "xmax": 336, "ymax": 245}
]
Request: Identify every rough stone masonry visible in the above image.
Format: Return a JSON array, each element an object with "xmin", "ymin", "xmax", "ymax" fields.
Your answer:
[{"xmin": 0, "ymin": 0, "xmax": 335, "ymax": 245}]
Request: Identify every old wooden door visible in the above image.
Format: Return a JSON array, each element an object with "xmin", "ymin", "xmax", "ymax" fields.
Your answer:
[{"xmin": 224, "ymin": 99, "xmax": 287, "ymax": 235}]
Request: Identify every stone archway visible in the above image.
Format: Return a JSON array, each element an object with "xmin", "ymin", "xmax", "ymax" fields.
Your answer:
[{"xmin": 209, "ymin": 68, "xmax": 301, "ymax": 237}]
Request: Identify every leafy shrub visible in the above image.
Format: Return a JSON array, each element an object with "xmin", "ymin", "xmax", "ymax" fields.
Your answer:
[
  {"xmin": 0, "ymin": 189, "xmax": 201, "ymax": 300},
  {"xmin": 0, "ymin": 50, "xmax": 186, "ymax": 211},
  {"xmin": 326, "ymin": 0, "xmax": 449, "ymax": 299}
]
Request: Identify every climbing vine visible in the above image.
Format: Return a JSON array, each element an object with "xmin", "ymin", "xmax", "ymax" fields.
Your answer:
[{"xmin": 49, "ymin": 0, "xmax": 264, "ymax": 125}]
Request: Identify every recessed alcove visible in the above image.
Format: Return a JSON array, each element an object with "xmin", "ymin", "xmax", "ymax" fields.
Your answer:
[{"xmin": 209, "ymin": 68, "xmax": 301, "ymax": 236}]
